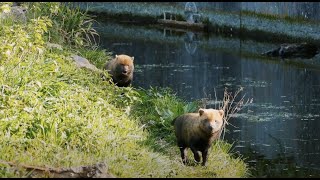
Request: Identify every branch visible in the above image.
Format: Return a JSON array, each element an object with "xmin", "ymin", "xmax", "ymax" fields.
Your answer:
[
  {"xmin": 215, "ymin": 87, "xmax": 252, "ymax": 140},
  {"xmin": 0, "ymin": 159, "xmax": 114, "ymax": 178}
]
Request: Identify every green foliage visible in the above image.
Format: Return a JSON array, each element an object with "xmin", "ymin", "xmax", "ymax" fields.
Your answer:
[
  {"xmin": 26, "ymin": 2, "xmax": 99, "ymax": 48},
  {"xmin": 0, "ymin": 17, "xmax": 51, "ymax": 62},
  {"xmin": 241, "ymin": 10, "xmax": 317, "ymax": 25},
  {"xmin": 0, "ymin": 3, "xmax": 13, "ymax": 13},
  {"xmin": 132, "ymin": 87, "xmax": 198, "ymax": 144},
  {"xmin": 130, "ymin": 88, "xmax": 249, "ymax": 177},
  {"xmin": 75, "ymin": 48, "xmax": 112, "ymax": 69}
]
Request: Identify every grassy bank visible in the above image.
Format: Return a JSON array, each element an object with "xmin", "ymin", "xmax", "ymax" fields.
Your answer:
[{"xmin": 0, "ymin": 2, "xmax": 248, "ymax": 177}]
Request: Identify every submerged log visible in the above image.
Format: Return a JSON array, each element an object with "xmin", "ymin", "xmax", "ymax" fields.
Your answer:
[
  {"xmin": 262, "ymin": 42, "xmax": 319, "ymax": 59},
  {"xmin": 0, "ymin": 160, "xmax": 115, "ymax": 178}
]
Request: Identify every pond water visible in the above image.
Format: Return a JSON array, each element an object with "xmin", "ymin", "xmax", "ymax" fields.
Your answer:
[{"xmin": 94, "ymin": 20, "xmax": 320, "ymax": 177}]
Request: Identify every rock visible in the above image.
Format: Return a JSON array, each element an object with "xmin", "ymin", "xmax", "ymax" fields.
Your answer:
[
  {"xmin": 71, "ymin": 54, "xmax": 100, "ymax": 72},
  {"xmin": 0, "ymin": 6, "xmax": 27, "ymax": 23},
  {"xmin": 262, "ymin": 42, "xmax": 319, "ymax": 59}
]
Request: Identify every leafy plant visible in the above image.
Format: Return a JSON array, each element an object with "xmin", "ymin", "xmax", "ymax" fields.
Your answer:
[{"xmin": 26, "ymin": 2, "xmax": 99, "ymax": 48}]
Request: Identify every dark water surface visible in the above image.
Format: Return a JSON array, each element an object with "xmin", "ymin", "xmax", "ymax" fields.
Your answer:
[{"xmin": 94, "ymin": 20, "xmax": 320, "ymax": 177}]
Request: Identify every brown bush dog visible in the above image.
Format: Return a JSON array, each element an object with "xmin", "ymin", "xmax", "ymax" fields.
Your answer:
[
  {"xmin": 172, "ymin": 108, "xmax": 224, "ymax": 166},
  {"xmin": 103, "ymin": 54, "xmax": 134, "ymax": 87}
]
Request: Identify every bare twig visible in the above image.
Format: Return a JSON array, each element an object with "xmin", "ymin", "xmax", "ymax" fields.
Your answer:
[
  {"xmin": 0, "ymin": 159, "xmax": 114, "ymax": 178},
  {"xmin": 200, "ymin": 87, "xmax": 252, "ymax": 140},
  {"xmin": 214, "ymin": 87, "xmax": 217, "ymax": 110},
  {"xmin": 219, "ymin": 87, "xmax": 252, "ymax": 140},
  {"xmin": 201, "ymin": 87, "xmax": 211, "ymax": 109}
]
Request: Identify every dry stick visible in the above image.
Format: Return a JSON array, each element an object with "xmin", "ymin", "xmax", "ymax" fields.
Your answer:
[
  {"xmin": 214, "ymin": 87, "xmax": 217, "ymax": 110},
  {"xmin": 202, "ymin": 87, "xmax": 207, "ymax": 108},
  {"xmin": 230, "ymin": 95, "xmax": 248, "ymax": 116},
  {"xmin": 227, "ymin": 95, "xmax": 248, "ymax": 129},
  {"xmin": 227, "ymin": 87, "xmax": 243, "ymax": 116},
  {"xmin": 222, "ymin": 99, "xmax": 231, "ymax": 139},
  {"xmin": 202, "ymin": 87, "xmax": 212, "ymax": 109},
  {"xmin": 0, "ymin": 159, "xmax": 114, "ymax": 178},
  {"xmin": 201, "ymin": 87, "xmax": 251, "ymax": 141},
  {"xmin": 219, "ymin": 89, "xmax": 230, "ymax": 140},
  {"xmin": 222, "ymin": 88, "xmax": 230, "ymax": 112},
  {"xmin": 220, "ymin": 87, "xmax": 250, "ymax": 140},
  {"xmin": 226, "ymin": 87, "xmax": 243, "ymax": 122},
  {"xmin": 222, "ymin": 89, "xmax": 231, "ymax": 121},
  {"xmin": 230, "ymin": 94, "xmax": 246, "ymax": 116}
]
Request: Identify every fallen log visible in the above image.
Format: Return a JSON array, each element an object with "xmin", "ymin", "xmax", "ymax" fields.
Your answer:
[
  {"xmin": 262, "ymin": 42, "xmax": 319, "ymax": 59},
  {"xmin": 0, "ymin": 160, "xmax": 115, "ymax": 178}
]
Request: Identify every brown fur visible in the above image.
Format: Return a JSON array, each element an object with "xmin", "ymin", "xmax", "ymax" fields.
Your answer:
[
  {"xmin": 172, "ymin": 108, "xmax": 224, "ymax": 166},
  {"xmin": 103, "ymin": 54, "xmax": 134, "ymax": 87}
]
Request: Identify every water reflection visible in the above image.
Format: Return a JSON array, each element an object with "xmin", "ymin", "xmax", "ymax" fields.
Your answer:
[
  {"xmin": 95, "ymin": 20, "xmax": 320, "ymax": 177},
  {"xmin": 184, "ymin": 32, "xmax": 199, "ymax": 55},
  {"xmin": 243, "ymin": 146, "xmax": 319, "ymax": 178}
]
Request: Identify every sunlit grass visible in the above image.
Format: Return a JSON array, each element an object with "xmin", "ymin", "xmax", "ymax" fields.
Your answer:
[{"xmin": 130, "ymin": 88, "xmax": 249, "ymax": 177}]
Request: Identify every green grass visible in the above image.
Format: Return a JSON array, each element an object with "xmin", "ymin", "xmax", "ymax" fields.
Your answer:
[
  {"xmin": 241, "ymin": 10, "xmax": 320, "ymax": 26},
  {"xmin": 0, "ymin": 2, "xmax": 249, "ymax": 178}
]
